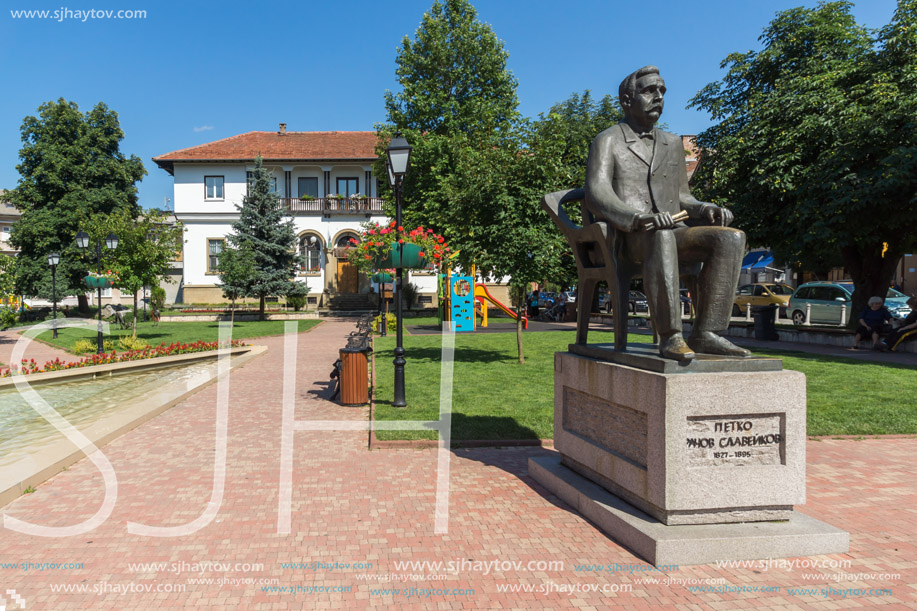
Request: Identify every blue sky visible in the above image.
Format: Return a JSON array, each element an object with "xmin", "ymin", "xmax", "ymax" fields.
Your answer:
[{"xmin": 0, "ymin": 0, "xmax": 898, "ymax": 210}]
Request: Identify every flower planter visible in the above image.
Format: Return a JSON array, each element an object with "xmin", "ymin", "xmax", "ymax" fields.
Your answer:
[
  {"xmin": 371, "ymin": 272, "xmax": 394, "ymax": 283},
  {"xmin": 374, "ymin": 243, "xmax": 426, "ymax": 269},
  {"xmin": 84, "ymin": 275, "xmax": 114, "ymax": 289}
]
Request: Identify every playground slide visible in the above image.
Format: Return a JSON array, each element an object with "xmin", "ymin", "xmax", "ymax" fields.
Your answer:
[{"xmin": 474, "ymin": 284, "xmax": 528, "ymax": 329}]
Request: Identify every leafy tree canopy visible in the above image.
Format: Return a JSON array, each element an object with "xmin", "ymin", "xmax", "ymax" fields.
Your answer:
[
  {"xmin": 1, "ymin": 99, "xmax": 145, "ymax": 297},
  {"xmin": 81, "ymin": 208, "xmax": 183, "ymax": 334},
  {"xmin": 689, "ymin": 0, "xmax": 917, "ymax": 314}
]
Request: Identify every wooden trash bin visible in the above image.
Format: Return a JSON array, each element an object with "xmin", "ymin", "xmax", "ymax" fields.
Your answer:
[{"xmin": 339, "ymin": 347, "xmax": 369, "ymax": 406}]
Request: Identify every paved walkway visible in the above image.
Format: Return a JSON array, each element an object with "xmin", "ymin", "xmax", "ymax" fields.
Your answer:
[
  {"xmin": 0, "ymin": 327, "xmax": 76, "ymax": 371},
  {"xmin": 0, "ymin": 320, "xmax": 914, "ymax": 609}
]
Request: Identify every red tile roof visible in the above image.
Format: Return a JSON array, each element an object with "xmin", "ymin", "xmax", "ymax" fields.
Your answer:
[{"xmin": 153, "ymin": 131, "xmax": 379, "ymax": 174}]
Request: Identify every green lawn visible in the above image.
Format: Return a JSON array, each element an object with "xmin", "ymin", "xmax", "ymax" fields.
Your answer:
[
  {"xmin": 31, "ymin": 319, "xmax": 322, "ymax": 354},
  {"xmin": 373, "ymin": 328, "xmax": 917, "ymax": 440}
]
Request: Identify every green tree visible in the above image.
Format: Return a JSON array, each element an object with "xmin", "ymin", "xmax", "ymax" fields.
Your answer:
[
  {"xmin": 529, "ymin": 90, "xmax": 624, "ymax": 190},
  {"xmin": 97, "ymin": 209, "xmax": 184, "ymax": 335},
  {"xmin": 381, "ymin": 0, "xmax": 588, "ymax": 361},
  {"xmin": 379, "ymin": 0, "xmax": 520, "ymax": 234},
  {"xmin": 689, "ymin": 0, "xmax": 917, "ymax": 319},
  {"xmin": 0, "ymin": 254, "xmax": 17, "ymax": 300},
  {"xmin": 229, "ymin": 156, "xmax": 302, "ymax": 319},
  {"xmin": 0, "ymin": 99, "xmax": 145, "ymax": 306},
  {"xmin": 216, "ymin": 244, "xmax": 256, "ymax": 323}
]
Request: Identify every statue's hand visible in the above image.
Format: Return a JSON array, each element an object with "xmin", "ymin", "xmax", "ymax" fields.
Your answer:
[
  {"xmin": 700, "ymin": 204, "xmax": 733, "ymax": 227},
  {"xmin": 635, "ymin": 212, "xmax": 675, "ymax": 231}
]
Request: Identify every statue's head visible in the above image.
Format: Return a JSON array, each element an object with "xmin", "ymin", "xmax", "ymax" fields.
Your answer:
[{"xmin": 619, "ymin": 66, "xmax": 666, "ymax": 130}]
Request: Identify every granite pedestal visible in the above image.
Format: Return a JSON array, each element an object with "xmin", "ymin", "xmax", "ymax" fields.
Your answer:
[{"xmin": 528, "ymin": 348, "xmax": 849, "ymax": 565}]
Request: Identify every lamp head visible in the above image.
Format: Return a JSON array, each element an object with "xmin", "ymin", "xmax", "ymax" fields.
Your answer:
[
  {"xmin": 386, "ymin": 132, "xmax": 411, "ymax": 178},
  {"xmin": 75, "ymin": 231, "xmax": 89, "ymax": 250}
]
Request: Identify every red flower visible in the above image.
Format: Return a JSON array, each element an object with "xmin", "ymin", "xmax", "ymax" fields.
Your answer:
[{"xmin": 418, "ymin": 251, "xmax": 425, "ymax": 257}]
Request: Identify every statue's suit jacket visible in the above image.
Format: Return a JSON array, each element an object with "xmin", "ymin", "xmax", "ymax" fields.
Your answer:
[{"xmin": 584, "ymin": 121, "xmax": 706, "ymax": 232}]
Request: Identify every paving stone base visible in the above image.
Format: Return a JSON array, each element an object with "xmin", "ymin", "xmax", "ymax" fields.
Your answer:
[{"xmin": 529, "ymin": 454, "xmax": 850, "ymax": 566}]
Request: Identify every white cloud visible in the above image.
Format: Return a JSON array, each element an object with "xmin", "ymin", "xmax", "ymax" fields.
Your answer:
[{"xmin": 193, "ymin": 125, "xmax": 214, "ymax": 133}]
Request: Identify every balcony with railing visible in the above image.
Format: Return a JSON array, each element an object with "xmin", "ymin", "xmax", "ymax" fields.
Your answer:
[{"xmin": 282, "ymin": 197, "xmax": 386, "ymax": 216}]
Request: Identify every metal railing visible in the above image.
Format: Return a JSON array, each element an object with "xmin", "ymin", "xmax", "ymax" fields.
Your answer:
[{"xmin": 281, "ymin": 197, "xmax": 386, "ymax": 215}]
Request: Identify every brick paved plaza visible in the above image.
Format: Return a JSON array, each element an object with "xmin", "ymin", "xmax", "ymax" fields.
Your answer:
[{"xmin": 0, "ymin": 320, "xmax": 914, "ymax": 609}]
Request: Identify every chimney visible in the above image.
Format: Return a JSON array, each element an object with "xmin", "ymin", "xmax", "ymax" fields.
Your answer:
[{"xmin": 279, "ymin": 123, "xmax": 287, "ymax": 135}]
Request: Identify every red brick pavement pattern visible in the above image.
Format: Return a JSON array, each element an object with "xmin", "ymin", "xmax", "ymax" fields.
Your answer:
[{"xmin": 0, "ymin": 320, "xmax": 914, "ymax": 610}]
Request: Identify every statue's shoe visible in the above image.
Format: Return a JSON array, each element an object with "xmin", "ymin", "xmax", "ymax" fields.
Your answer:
[
  {"xmin": 688, "ymin": 333, "xmax": 751, "ymax": 357},
  {"xmin": 659, "ymin": 334, "xmax": 695, "ymax": 362}
]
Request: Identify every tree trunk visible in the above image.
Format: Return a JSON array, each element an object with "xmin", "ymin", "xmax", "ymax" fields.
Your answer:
[
  {"xmin": 259, "ymin": 295, "xmax": 266, "ymax": 321},
  {"xmin": 77, "ymin": 294, "xmax": 89, "ymax": 313},
  {"xmin": 132, "ymin": 291, "xmax": 139, "ymax": 337},
  {"xmin": 840, "ymin": 244, "xmax": 902, "ymax": 329},
  {"xmin": 230, "ymin": 298, "xmax": 235, "ymax": 325},
  {"xmin": 516, "ymin": 306, "xmax": 525, "ymax": 364}
]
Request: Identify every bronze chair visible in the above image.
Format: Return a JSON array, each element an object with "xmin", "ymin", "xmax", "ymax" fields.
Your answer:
[{"xmin": 541, "ymin": 188, "xmax": 698, "ymax": 350}]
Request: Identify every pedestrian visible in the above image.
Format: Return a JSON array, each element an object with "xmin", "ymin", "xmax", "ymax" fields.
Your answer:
[
  {"xmin": 881, "ymin": 296, "xmax": 917, "ymax": 352},
  {"xmin": 851, "ymin": 296, "xmax": 893, "ymax": 350}
]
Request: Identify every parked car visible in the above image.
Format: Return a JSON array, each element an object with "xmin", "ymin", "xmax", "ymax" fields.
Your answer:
[
  {"xmin": 537, "ymin": 292, "xmax": 557, "ymax": 308},
  {"xmin": 787, "ymin": 282, "xmax": 913, "ymax": 326},
  {"xmin": 733, "ymin": 283, "xmax": 794, "ymax": 316},
  {"xmin": 603, "ymin": 290, "xmax": 649, "ymax": 314}
]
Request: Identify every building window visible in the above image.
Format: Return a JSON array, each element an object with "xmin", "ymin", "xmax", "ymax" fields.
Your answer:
[
  {"xmin": 299, "ymin": 234, "xmax": 323, "ymax": 273},
  {"xmin": 336, "ymin": 177, "xmax": 359, "ymax": 197},
  {"xmin": 207, "ymin": 239, "xmax": 224, "ymax": 273},
  {"xmin": 298, "ymin": 177, "xmax": 318, "ymax": 198},
  {"xmin": 205, "ymin": 176, "xmax": 224, "ymax": 200}
]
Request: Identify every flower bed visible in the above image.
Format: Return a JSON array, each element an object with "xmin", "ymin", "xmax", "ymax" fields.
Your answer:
[{"xmin": 2, "ymin": 339, "xmax": 248, "ymax": 377}]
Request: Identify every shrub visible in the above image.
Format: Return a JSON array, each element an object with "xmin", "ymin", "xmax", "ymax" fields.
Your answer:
[
  {"xmin": 287, "ymin": 295, "xmax": 308, "ymax": 311},
  {"xmin": 373, "ymin": 314, "xmax": 398, "ymax": 334},
  {"xmin": 0, "ymin": 308, "xmax": 18, "ymax": 330},
  {"xmin": 118, "ymin": 335, "xmax": 148, "ymax": 351},
  {"xmin": 72, "ymin": 338, "xmax": 96, "ymax": 354}
]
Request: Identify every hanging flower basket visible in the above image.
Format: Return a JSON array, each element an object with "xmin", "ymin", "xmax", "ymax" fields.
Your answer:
[
  {"xmin": 375, "ymin": 243, "xmax": 425, "ymax": 269},
  {"xmin": 84, "ymin": 271, "xmax": 118, "ymax": 289},
  {"xmin": 347, "ymin": 221, "xmax": 450, "ymax": 273},
  {"xmin": 371, "ymin": 272, "xmax": 394, "ymax": 283}
]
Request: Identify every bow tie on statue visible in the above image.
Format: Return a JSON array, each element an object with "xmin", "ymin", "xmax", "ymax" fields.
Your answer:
[{"xmin": 638, "ymin": 131, "xmax": 654, "ymax": 140}]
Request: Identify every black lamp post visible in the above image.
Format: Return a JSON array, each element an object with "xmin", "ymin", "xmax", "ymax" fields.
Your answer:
[
  {"xmin": 47, "ymin": 252, "xmax": 60, "ymax": 339},
  {"xmin": 76, "ymin": 231, "xmax": 118, "ymax": 354},
  {"xmin": 386, "ymin": 132, "xmax": 411, "ymax": 408}
]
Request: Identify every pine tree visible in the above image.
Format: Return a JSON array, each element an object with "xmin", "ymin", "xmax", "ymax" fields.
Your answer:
[{"xmin": 228, "ymin": 156, "xmax": 301, "ymax": 319}]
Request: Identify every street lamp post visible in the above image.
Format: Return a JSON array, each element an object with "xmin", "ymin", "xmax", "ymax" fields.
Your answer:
[
  {"xmin": 47, "ymin": 252, "xmax": 60, "ymax": 339},
  {"xmin": 386, "ymin": 132, "xmax": 412, "ymax": 408},
  {"xmin": 75, "ymin": 231, "xmax": 118, "ymax": 354}
]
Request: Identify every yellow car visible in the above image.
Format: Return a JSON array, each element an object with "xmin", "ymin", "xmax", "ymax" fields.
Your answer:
[{"xmin": 733, "ymin": 283, "xmax": 794, "ymax": 316}]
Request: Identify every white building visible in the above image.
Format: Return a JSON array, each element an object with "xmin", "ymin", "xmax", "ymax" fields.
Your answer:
[{"xmin": 153, "ymin": 126, "xmax": 437, "ymax": 308}]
